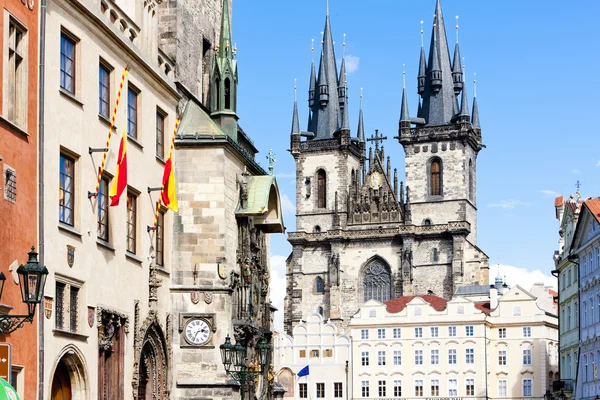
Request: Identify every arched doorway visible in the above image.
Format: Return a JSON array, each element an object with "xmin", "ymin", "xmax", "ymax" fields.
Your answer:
[
  {"xmin": 51, "ymin": 360, "xmax": 72, "ymax": 400},
  {"xmin": 135, "ymin": 322, "xmax": 168, "ymax": 400}
]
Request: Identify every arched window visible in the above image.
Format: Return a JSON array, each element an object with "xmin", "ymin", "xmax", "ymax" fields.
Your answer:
[
  {"xmin": 318, "ymin": 306, "xmax": 324, "ymax": 316},
  {"xmin": 432, "ymin": 248, "xmax": 439, "ymax": 263},
  {"xmin": 313, "ymin": 225, "xmax": 321, "ymax": 233},
  {"xmin": 430, "ymin": 159, "xmax": 442, "ymax": 196},
  {"xmin": 224, "ymin": 78, "xmax": 231, "ymax": 109},
  {"xmin": 363, "ymin": 260, "xmax": 391, "ymax": 303},
  {"xmin": 315, "ymin": 276, "xmax": 324, "ymax": 293},
  {"xmin": 424, "ymin": 219, "xmax": 432, "ymax": 226},
  {"xmin": 317, "ymin": 169, "xmax": 327, "ymax": 208}
]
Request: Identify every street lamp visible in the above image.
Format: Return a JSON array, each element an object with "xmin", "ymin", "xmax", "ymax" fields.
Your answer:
[
  {"xmin": 220, "ymin": 334, "xmax": 271, "ymax": 400},
  {"xmin": 0, "ymin": 247, "xmax": 48, "ymax": 335}
]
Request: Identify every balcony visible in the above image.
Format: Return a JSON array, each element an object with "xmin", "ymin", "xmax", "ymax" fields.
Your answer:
[{"xmin": 553, "ymin": 379, "xmax": 574, "ymax": 393}]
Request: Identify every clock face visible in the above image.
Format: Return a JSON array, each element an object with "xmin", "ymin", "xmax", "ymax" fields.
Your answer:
[
  {"xmin": 184, "ymin": 318, "xmax": 211, "ymax": 346},
  {"xmin": 369, "ymin": 172, "xmax": 383, "ymax": 189}
]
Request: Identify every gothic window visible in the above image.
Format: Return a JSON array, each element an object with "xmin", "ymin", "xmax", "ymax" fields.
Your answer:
[
  {"xmin": 424, "ymin": 219, "xmax": 431, "ymax": 226},
  {"xmin": 224, "ymin": 78, "xmax": 231, "ymax": 109},
  {"xmin": 363, "ymin": 260, "xmax": 392, "ymax": 303},
  {"xmin": 432, "ymin": 248, "xmax": 439, "ymax": 263},
  {"xmin": 313, "ymin": 226, "xmax": 321, "ymax": 233},
  {"xmin": 317, "ymin": 169, "xmax": 326, "ymax": 208},
  {"xmin": 430, "ymin": 159, "xmax": 442, "ymax": 196},
  {"xmin": 315, "ymin": 276, "xmax": 324, "ymax": 294}
]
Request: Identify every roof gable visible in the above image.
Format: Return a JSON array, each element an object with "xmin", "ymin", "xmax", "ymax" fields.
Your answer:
[{"xmin": 572, "ymin": 199, "xmax": 600, "ymax": 250}]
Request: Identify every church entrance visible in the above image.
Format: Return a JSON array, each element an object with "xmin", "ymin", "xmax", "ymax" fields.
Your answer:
[
  {"xmin": 134, "ymin": 322, "xmax": 168, "ymax": 400},
  {"xmin": 51, "ymin": 360, "xmax": 72, "ymax": 400}
]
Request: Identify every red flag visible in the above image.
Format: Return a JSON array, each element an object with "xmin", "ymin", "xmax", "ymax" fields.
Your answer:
[
  {"xmin": 160, "ymin": 156, "xmax": 178, "ymax": 212},
  {"xmin": 109, "ymin": 131, "xmax": 127, "ymax": 206}
]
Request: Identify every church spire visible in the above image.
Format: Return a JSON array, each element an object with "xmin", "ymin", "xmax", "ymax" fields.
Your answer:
[
  {"xmin": 308, "ymin": 39, "xmax": 316, "ymax": 108},
  {"xmin": 400, "ymin": 70, "xmax": 411, "ymax": 126},
  {"xmin": 472, "ymin": 75, "xmax": 480, "ymax": 129},
  {"xmin": 417, "ymin": 20, "xmax": 427, "ymax": 95},
  {"xmin": 452, "ymin": 16, "xmax": 463, "ymax": 95},
  {"xmin": 217, "ymin": 0, "xmax": 232, "ymax": 60},
  {"xmin": 338, "ymin": 34, "xmax": 347, "ymax": 112},
  {"xmin": 459, "ymin": 75, "xmax": 470, "ymax": 123},
  {"xmin": 291, "ymin": 80, "xmax": 300, "ymax": 134},
  {"xmin": 357, "ymin": 88, "xmax": 365, "ymax": 142},
  {"xmin": 420, "ymin": 0, "xmax": 456, "ymax": 126}
]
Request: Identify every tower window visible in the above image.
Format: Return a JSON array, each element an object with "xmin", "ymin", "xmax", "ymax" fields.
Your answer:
[
  {"xmin": 317, "ymin": 169, "xmax": 326, "ymax": 208},
  {"xmin": 224, "ymin": 78, "xmax": 231, "ymax": 109},
  {"xmin": 424, "ymin": 219, "xmax": 431, "ymax": 226},
  {"xmin": 430, "ymin": 159, "xmax": 442, "ymax": 196},
  {"xmin": 432, "ymin": 248, "xmax": 439, "ymax": 263},
  {"xmin": 315, "ymin": 276, "xmax": 324, "ymax": 294}
]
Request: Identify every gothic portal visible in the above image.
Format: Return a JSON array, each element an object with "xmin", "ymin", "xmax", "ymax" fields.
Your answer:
[{"xmin": 285, "ymin": 0, "xmax": 489, "ymax": 332}]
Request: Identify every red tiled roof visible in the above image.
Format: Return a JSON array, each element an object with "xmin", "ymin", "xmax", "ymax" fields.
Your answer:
[
  {"xmin": 385, "ymin": 295, "xmax": 448, "ymax": 314},
  {"xmin": 555, "ymin": 196, "xmax": 564, "ymax": 207},
  {"xmin": 474, "ymin": 301, "xmax": 492, "ymax": 314},
  {"xmin": 585, "ymin": 198, "xmax": 600, "ymax": 223}
]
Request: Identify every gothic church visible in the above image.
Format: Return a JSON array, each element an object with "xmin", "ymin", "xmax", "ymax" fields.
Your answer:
[{"xmin": 285, "ymin": 0, "xmax": 489, "ymax": 332}]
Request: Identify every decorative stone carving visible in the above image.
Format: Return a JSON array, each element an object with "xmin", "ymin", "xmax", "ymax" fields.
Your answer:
[{"xmin": 97, "ymin": 306, "xmax": 130, "ymax": 351}]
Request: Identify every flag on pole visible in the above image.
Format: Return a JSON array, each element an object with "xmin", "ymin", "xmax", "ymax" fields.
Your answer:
[
  {"xmin": 160, "ymin": 155, "xmax": 178, "ymax": 212},
  {"xmin": 109, "ymin": 130, "xmax": 127, "ymax": 206},
  {"xmin": 297, "ymin": 365, "xmax": 310, "ymax": 377}
]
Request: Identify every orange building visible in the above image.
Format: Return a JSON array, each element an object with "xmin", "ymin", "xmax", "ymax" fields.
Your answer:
[{"xmin": 0, "ymin": 0, "xmax": 39, "ymax": 397}]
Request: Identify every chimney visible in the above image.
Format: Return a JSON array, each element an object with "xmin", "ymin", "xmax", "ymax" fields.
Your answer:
[{"xmin": 490, "ymin": 286, "xmax": 498, "ymax": 310}]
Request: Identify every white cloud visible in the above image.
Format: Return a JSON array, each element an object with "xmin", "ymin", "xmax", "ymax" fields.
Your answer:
[
  {"xmin": 539, "ymin": 189, "xmax": 560, "ymax": 198},
  {"xmin": 572, "ymin": 169, "xmax": 581, "ymax": 174},
  {"xmin": 489, "ymin": 263, "xmax": 556, "ymax": 292},
  {"xmin": 487, "ymin": 199, "xmax": 530, "ymax": 209},
  {"xmin": 345, "ymin": 55, "xmax": 360, "ymax": 74},
  {"xmin": 270, "ymin": 255, "xmax": 288, "ymax": 331},
  {"xmin": 280, "ymin": 193, "xmax": 295, "ymax": 216},
  {"xmin": 596, "ymin": 160, "xmax": 600, "ymax": 167}
]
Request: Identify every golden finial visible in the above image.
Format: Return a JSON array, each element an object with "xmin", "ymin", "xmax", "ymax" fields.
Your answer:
[
  {"xmin": 233, "ymin": 42, "xmax": 237, "ymax": 54},
  {"xmin": 455, "ymin": 15, "xmax": 459, "ymax": 44},
  {"xmin": 226, "ymin": 40, "xmax": 229, "ymax": 49}
]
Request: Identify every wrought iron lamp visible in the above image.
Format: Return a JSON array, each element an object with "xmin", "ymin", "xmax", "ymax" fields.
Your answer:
[
  {"xmin": 0, "ymin": 247, "xmax": 48, "ymax": 335},
  {"xmin": 220, "ymin": 335, "xmax": 271, "ymax": 400}
]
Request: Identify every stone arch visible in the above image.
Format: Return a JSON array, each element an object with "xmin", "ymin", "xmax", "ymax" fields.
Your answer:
[
  {"xmin": 49, "ymin": 344, "xmax": 89, "ymax": 400},
  {"xmin": 358, "ymin": 256, "xmax": 392, "ymax": 304},
  {"xmin": 133, "ymin": 313, "xmax": 170, "ymax": 400},
  {"xmin": 276, "ymin": 367, "xmax": 295, "ymax": 397}
]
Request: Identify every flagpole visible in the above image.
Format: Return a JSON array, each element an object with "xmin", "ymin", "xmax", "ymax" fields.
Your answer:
[
  {"xmin": 153, "ymin": 117, "xmax": 180, "ymax": 227},
  {"xmin": 92, "ymin": 67, "xmax": 128, "ymax": 197}
]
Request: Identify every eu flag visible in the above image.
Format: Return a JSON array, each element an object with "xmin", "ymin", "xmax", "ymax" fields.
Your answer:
[{"xmin": 297, "ymin": 365, "xmax": 309, "ymax": 377}]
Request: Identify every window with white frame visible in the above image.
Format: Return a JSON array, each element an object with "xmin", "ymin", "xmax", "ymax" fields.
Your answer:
[
  {"xmin": 523, "ymin": 327, "xmax": 531, "ymax": 337},
  {"xmin": 522, "ymin": 379, "xmax": 532, "ymax": 397},
  {"xmin": 414, "ymin": 380, "xmax": 424, "ymax": 397},
  {"xmin": 513, "ymin": 306, "xmax": 521, "ymax": 316},
  {"xmin": 415, "ymin": 349, "xmax": 423, "ymax": 365},
  {"xmin": 431, "ymin": 349, "xmax": 439, "ymax": 365},
  {"xmin": 393, "ymin": 380, "xmax": 401, "ymax": 397},
  {"xmin": 393, "ymin": 350, "xmax": 401, "ymax": 366},
  {"xmin": 361, "ymin": 381, "xmax": 369, "ymax": 398},
  {"xmin": 466, "ymin": 348, "xmax": 474, "ymax": 364},
  {"xmin": 378, "ymin": 380, "xmax": 386, "ymax": 397},
  {"xmin": 466, "ymin": 325, "xmax": 474, "ymax": 336},
  {"xmin": 498, "ymin": 380, "xmax": 507, "ymax": 397},
  {"xmin": 377, "ymin": 350, "xmax": 386, "ymax": 366},
  {"xmin": 361, "ymin": 351, "xmax": 369, "ymax": 366},
  {"xmin": 448, "ymin": 349, "xmax": 457, "ymax": 364},
  {"xmin": 55, "ymin": 280, "xmax": 81, "ymax": 333},
  {"xmin": 377, "ymin": 328, "xmax": 385, "ymax": 339},
  {"xmin": 448, "ymin": 378, "xmax": 458, "ymax": 396},
  {"xmin": 393, "ymin": 328, "xmax": 401, "ymax": 338},
  {"xmin": 316, "ymin": 382, "xmax": 324, "ymax": 398},
  {"xmin": 415, "ymin": 327, "xmax": 423, "ymax": 338},
  {"xmin": 448, "ymin": 326, "xmax": 456, "ymax": 337},
  {"xmin": 498, "ymin": 350, "xmax": 507, "ymax": 365},
  {"xmin": 299, "ymin": 383, "xmax": 307, "ymax": 398},
  {"xmin": 466, "ymin": 378, "xmax": 475, "ymax": 396},
  {"xmin": 523, "ymin": 348, "xmax": 532, "ymax": 365},
  {"xmin": 334, "ymin": 382, "xmax": 342, "ymax": 398},
  {"xmin": 4, "ymin": 15, "xmax": 28, "ymax": 128},
  {"xmin": 361, "ymin": 329, "xmax": 369, "ymax": 340},
  {"xmin": 430, "ymin": 379, "xmax": 439, "ymax": 397},
  {"xmin": 430, "ymin": 327, "xmax": 438, "ymax": 337}
]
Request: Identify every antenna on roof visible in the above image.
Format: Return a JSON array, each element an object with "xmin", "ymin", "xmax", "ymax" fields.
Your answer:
[{"xmin": 455, "ymin": 15, "xmax": 459, "ymax": 44}]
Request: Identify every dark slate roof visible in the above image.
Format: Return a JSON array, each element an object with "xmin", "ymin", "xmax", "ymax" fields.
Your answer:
[{"xmin": 454, "ymin": 285, "xmax": 490, "ymax": 296}]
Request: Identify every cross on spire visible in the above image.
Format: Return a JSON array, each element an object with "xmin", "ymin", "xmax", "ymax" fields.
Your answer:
[
  {"xmin": 266, "ymin": 149, "xmax": 276, "ymax": 176},
  {"xmin": 576, "ymin": 180, "xmax": 582, "ymax": 190},
  {"xmin": 366, "ymin": 129, "xmax": 388, "ymax": 151}
]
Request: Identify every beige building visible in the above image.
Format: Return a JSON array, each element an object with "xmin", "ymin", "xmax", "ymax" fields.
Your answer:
[
  {"xmin": 349, "ymin": 283, "xmax": 558, "ymax": 399},
  {"xmin": 274, "ymin": 311, "xmax": 352, "ymax": 399},
  {"xmin": 41, "ymin": 0, "xmax": 179, "ymax": 398}
]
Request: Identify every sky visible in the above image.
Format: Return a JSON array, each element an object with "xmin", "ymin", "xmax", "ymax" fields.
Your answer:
[{"xmin": 229, "ymin": 0, "xmax": 600, "ymax": 331}]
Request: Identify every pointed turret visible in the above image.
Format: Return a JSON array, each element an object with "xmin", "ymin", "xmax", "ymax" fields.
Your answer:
[
  {"xmin": 472, "ymin": 79, "xmax": 480, "ymax": 129},
  {"xmin": 308, "ymin": 56, "xmax": 317, "ymax": 108},
  {"xmin": 340, "ymin": 92, "xmax": 350, "ymax": 131},
  {"xmin": 357, "ymin": 94, "xmax": 365, "ymax": 142},
  {"xmin": 452, "ymin": 44, "xmax": 463, "ymax": 94},
  {"xmin": 418, "ymin": 47, "xmax": 427, "ymax": 95},
  {"xmin": 400, "ymin": 87, "xmax": 410, "ymax": 126},
  {"xmin": 317, "ymin": 52, "xmax": 329, "ymax": 107},
  {"xmin": 420, "ymin": 0, "xmax": 456, "ymax": 126},
  {"xmin": 338, "ymin": 57, "xmax": 347, "ymax": 109},
  {"xmin": 291, "ymin": 92, "xmax": 300, "ymax": 135},
  {"xmin": 211, "ymin": 0, "xmax": 238, "ymax": 137},
  {"xmin": 459, "ymin": 81, "xmax": 470, "ymax": 123}
]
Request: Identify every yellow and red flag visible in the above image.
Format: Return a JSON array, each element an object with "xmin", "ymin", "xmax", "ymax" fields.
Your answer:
[
  {"xmin": 160, "ymin": 155, "xmax": 178, "ymax": 212},
  {"xmin": 109, "ymin": 131, "xmax": 127, "ymax": 206}
]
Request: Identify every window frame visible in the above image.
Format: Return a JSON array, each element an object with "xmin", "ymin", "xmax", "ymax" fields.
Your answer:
[
  {"xmin": 465, "ymin": 325, "xmax": 474, "ymax": 336},
  {"xmin": 315, "ymin": 382, "xmax": 325, "ymax": 398},
  {"xmin": 498, "ymin": 328, "xmax": 506, "ymax": 338},
  {"xmin": 522, "ymin": 378, "xmax": 533, "ymax": 397},
  {"xmin": 59, "ymin": 152, "xmax": 76, "ymax": 226},
  {"xmin": 414, "ymin": 379, "xmax": 424, "ymax": 397},
  {"xmin": 299, "ymin": 383, "xmax": 308, "ymax": 399},
  {"xmin": 361, "ymin": 380, "xmax": 369, "ymax": 398},
  {"xmin": 98, "ymin": 59, "xmax": 112, "ymax": 119},
  {"xmin": 156, "ymin": 108, "xmax": 166, "ymax": 159},
  {"xmin": 55, "ymin": 279, "xmax": 81, "ymax": 333},
  {"xmin": 60, "ymin": 28, "xmax": 78, "ymax": 95},
  {"xmin": 393, "ymin": 350, "xmax": 401, "ymax": 366},
  {"xmin": 4, "ymin": 13, "xmax": 28, "ymax": 128},
  {"xmin": 430, "ymin": 379, "xmax": 439, "ymax": 397},
  {"xmin": 156, "ymin": 208, "xmax": 165, "ymax": 267},
  {"xmin": 448, "ymin": 348, "xmax": 457, "ymax": 364},
  {"xmin": 377, "ymin": 380, "xmax": 386, "ymax": 397},
  {"xmin": 414, "ymin": 349, "xmax": 423, "ymax": 365},
  {"xmin": 97, "ymin": 174, "xmax": 110, "ymax": 242},
  {"xmin": 431, "ymin": 349, "xmax": 440, "ymax": 365},
  {"xmin": 498, "ymin": 349, "xmax": 507, "ymax": 366},
  {"xmin": 448, "ymin": 326, "xmax": 457, "ymax": 337},
  {"xmin": 315, "ymin": 276, "xmax": 324, "ymax": 294},
  {"xmin": 429, "ymin": 157, "xmax": 442, "ymax": 197},
  {"xmin": 393, "ymin": 327, "xmax": 401, "ymax": 338},
  {"xmin": 466, "ymin": 348, "xmax": 475, "ymax": 364},
  {"xmin": 316, "ymin": 169, "xmax": 326, "ymax": 208},
  {"xmin": 127, "ymin": 84, "xmax": 140, "ymax": 139},
  {"xmin": 523, "ymin": 348, "xmax": 532, "ymax": 365},
  {"xmin": 360, "ymin": 329, "xmax": 369, "ymax": 340},
  {"xmin": 126, "ymin": 191, "xmax": 137, "ymax": 254},
  {"xmin": 333, "ymin": 382, "xmax": 342, "ymax": 398},
  {"xmin": 377, "ymin": 328, "xmax": 386, "ymax": 339},
  {"xmin": 377, "ymin": 350, "xmax": 386, "ymax": 366}
]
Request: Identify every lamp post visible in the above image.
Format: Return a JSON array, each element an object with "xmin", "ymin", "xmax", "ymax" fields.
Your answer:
[
  {"xmin": 0, "ymin": 247, "xmax": 48, "ymax": 335},
  {"xmin": 220, "ymin": 335, "xmax": 271, "ymax": 400}
]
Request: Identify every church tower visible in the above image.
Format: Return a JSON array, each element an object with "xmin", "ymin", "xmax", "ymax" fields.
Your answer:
[{"xmin": 285, "ymin": 0, "xmax": 488, "ymax": 334}]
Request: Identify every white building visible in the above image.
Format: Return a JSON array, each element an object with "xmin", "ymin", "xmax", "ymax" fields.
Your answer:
[
  {"xmin": 274, "ymin": 311, "xmax": 352, "ymax": 399},
  {"xmin": 571, "ymin": 198, "xmax": 600, "ymax": 400},
  {"xmin": 349, "ymin": 283, "xmax": 558, "ymax": 400}
]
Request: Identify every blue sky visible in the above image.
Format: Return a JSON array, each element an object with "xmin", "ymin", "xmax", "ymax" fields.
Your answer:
[{"xmin": 230, "ymin": 0, "xmax": 600, "ymax": 329}]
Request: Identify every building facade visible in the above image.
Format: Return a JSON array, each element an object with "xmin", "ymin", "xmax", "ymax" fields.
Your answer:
[
  {"xmin": 554, "ymin": 193, "xmax": 583, "ymax": 398},
  {"xmin": 349, "ymin": 284, "xmax": 558, "ymax": 400},
  {"xmin": 168, "ymin": 0, "xmax": 285, "ymax": 398},
  {"xmin": 41, "ymin": 0, "xmax": 179, "ymax": 397},
  {"xmin": 274, "ymin": 311, "xmax": 351, "ymax": 399},
  {"xmin": 0, "ymin": 0, "xmax": 39, "ymax": 395},
  {"xmin": 285, "ymin": 0, "xmax": 488, "ymax": 334},
  {"xmin": 571, "ymin": 198, "xmax": 600, "ymax": 400}
]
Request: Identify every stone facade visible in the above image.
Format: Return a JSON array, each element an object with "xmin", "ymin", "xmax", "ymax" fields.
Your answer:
[{"xmin": 284, "ymin": 0, "xmax": 488, "ymax": 334}]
